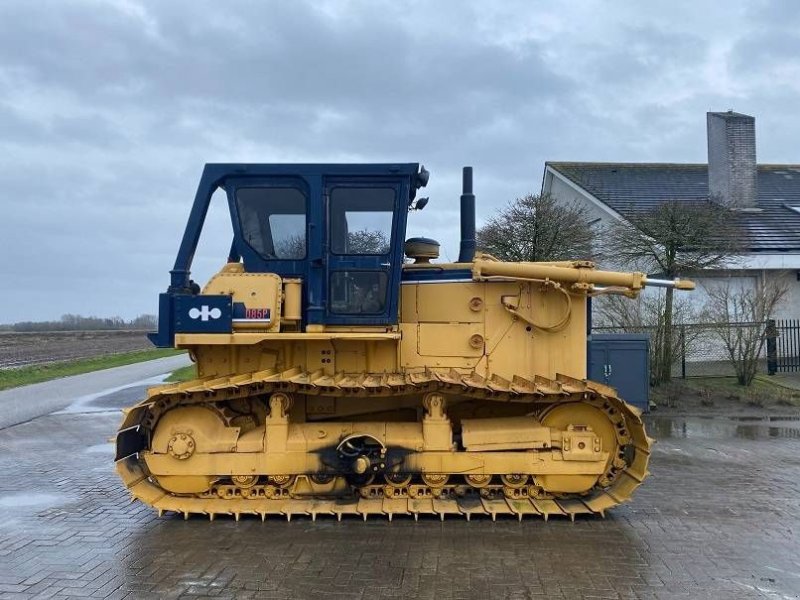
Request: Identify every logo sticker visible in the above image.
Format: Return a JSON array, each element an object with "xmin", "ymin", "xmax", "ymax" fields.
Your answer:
[{"xmin": 189, "ymin": 305, "xmax": 223, "ymax": 321}]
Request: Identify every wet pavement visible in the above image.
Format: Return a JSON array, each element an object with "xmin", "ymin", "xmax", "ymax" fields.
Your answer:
[
  {"xmin": 0, "ymin": 355, "xmax": 190, "ymax": 430},
  {"xmin": 2, "ymin": 387, "xmax": 800, "ymax": 599}
]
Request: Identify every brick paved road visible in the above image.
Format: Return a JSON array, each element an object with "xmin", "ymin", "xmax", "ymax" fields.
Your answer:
[{"xmin": 2, "ymin": 386, "xmax": 800, "ymax": 599}]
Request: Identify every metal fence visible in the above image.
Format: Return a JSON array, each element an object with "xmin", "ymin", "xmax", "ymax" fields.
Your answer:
[
  {"xmin": 774, "ymin": 319, "xmax": 800, "ymax": 372},
  {"xmin": 591, "ymin": 320, "xmax": 797, "ymax": 378}
]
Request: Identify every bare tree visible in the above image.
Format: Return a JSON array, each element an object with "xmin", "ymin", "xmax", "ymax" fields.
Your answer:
[
  {"xmin": 273, "ymin": 233, "xmax": 306, "ymax": 259},
  {"xmin": 594, "ymin": 292, "xmax": 704, "ymax": 384},
  {"xmin": 346, "ymin": 229, "xmax": 390, "ymax": 254},
  {"xmin": 603, "ymin": 199, "xmax": 741, "ymax": 384},
  {"xmin": 477, "ymin": 193, "xmax": 594, "ymax": 262},
  {"xmin": 10, "ymin": 314, "xmax": 157, "ymax": 332},
  {"xmin": 275, "ymin": 229, "xmax": 389, "ymax": 257},
  {"xmin": 704, "ymin": 277, "xmax": 788, "ymax": 386}
]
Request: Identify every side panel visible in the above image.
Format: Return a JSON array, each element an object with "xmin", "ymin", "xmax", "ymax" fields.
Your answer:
[
  {"xmin": 417, "ymin": 323, "xmax": 484, "ymax": 358},
  {"xmin": 415, "ymin": 283, "xmax": 483, "ymax": 323},
  {"xmin": 398, "ymin": 279, "xmax": 589, "ymax": 381},
  {"xmin": 484, "ymin": 283, "xmax": 587, "ymax": 381}
]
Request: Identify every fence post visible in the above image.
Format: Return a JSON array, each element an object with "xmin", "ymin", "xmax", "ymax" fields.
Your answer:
[
  {"xmin": 680, "ymin": 325, "xmax": 687, "ymax": 379},
  {"xmin": 766, "ymin": 319, "xmax": 778, "ymax": 376}
]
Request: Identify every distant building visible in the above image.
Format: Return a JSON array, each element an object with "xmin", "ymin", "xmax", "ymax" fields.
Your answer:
[{"xmin": 542, "ymin": 111, "xmax": 800, "ymax": 320}]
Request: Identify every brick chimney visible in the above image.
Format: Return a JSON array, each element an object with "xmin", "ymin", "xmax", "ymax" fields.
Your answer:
[{"xmin": 707, "ymin": 111, "xmax": 757, "ymax": 208}]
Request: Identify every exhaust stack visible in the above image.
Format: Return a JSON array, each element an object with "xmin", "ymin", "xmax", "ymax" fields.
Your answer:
[{"xmin": 458, "ymin": 166, "xmax": 476, "ymax": 263}]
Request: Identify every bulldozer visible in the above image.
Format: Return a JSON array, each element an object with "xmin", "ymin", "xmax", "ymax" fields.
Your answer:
[{"xmin": 116, "ymin": 163, "xmax": 693, "ymax": 521}]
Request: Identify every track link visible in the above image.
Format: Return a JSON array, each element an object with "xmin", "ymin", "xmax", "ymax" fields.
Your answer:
[{"xmin": 116, "ymin": 368, "xmax": 651, "ymax": 521}]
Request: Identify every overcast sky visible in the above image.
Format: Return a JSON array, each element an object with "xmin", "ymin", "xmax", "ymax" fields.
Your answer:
[{"xmin": 2, "ymin": 0, "xmax": 799, "ymax": 323}]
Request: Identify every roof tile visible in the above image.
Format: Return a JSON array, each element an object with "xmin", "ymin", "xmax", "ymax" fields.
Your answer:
[{"xmin": 547, "ymin": 162, "xmax": 800, "ymax": 251}]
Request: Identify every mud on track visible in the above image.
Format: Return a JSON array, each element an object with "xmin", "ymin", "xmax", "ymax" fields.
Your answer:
[{"xmin": 0, "ymin": 330, "xmax": 152, "ymax": 369}]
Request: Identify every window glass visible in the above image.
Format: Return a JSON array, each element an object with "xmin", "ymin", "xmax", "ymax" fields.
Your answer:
[
  {"xmin": 330, "ymin": 187, "xmax": 394, "ymax": 255},
  {"xmin": 236, "ymin": 187, "xmax": 306, "ymax": 259},
  {"xmin": 330, "ymin": 271, "xmax": 388, "ymax": 314}
]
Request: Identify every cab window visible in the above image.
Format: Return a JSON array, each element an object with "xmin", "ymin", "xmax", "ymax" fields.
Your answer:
[
  {"xmin": 330, "ymin": 187, "xmax": 394, "ymax": 255},
  {"xmin": 329, "ymin": 271, "xmax": 388, "ymax": 314},
  {"xmin": 236, "ymin": 187, "xmax": 307, "ymax": 259}
]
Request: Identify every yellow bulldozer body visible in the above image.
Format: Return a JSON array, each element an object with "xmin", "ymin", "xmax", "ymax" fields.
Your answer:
[{"xmin": 115, "ymin": 163, "xmax": 692, "ymax": 521}]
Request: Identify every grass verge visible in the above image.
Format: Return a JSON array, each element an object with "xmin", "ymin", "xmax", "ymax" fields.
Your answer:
[
  {"xmin": 165, "ymin": 364, "xmax": 197, "ymax": 383},
  {"xmin": 681, "ymin": 376, "xmax": 789, "ymax": 396},
  {"xmin": 652, "ymin": 375, "xmax": 800, "ymax": 410},
  {"xmin": 0, "ymin": 349, "xmax": 183, "ymax": 391}
]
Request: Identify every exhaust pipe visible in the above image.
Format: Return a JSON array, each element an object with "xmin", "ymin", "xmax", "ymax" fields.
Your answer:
[{"xmin": 458, "ymin": 166, "xmax": 476, "ymax": 263}]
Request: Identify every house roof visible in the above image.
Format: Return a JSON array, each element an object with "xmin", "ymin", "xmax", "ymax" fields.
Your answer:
[{"xmin": 546, "ymin": 162, "xmax": 800, "ymax": 252}]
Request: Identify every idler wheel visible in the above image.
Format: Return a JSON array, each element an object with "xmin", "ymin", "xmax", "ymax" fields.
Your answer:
[{"xmin": 539, "ymin": 401, "xmax": 618, "ymax": 494}]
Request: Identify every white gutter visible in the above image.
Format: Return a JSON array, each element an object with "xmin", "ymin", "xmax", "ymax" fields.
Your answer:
[{"xmin": 543, "ymin": 165, "xmax": 626, "ymax": 222}]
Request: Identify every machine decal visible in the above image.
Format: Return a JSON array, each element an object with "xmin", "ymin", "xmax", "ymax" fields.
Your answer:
[
  {"xmin": 188, "ymin": 306, "xmax": 223, "ymax": 321},
  {"xmin": 174, "ymin": 295, "xmax": 232, "ymax": 333},
  {"xmin": 244, "ymin": 307, "xmax": 271, "ymax": 321}
]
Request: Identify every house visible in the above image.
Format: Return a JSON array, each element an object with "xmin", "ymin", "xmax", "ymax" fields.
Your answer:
[{"xmin": 542, "ymin": 111, "xmax": 800, "ymax": 321}]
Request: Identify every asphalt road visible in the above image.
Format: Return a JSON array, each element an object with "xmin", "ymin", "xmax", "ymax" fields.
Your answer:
[
  {"xmin": 0, "ymin": 354, "xmax": 191, "ymax": 430},
  {"xmin": 1, "ymin": 371, "xmax": 800, "ymax": 598}
]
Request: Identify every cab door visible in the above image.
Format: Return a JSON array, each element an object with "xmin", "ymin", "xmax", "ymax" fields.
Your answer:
[{"xmin": 323, "ymin": 178, "xmax": 406, "ymax": 325}]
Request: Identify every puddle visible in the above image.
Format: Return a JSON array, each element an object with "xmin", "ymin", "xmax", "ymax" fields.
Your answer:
[
  {"xmin": 0, "ymin": 492, "xmax": 66, "ymax": 509},
  {"xmin": 56, "ymin": 373, "xmax": 169, "ymax": 415},
  {"xmin": 647, "ymin": 416, "xmax": 800, "ymax": 440},
  {"xmin": 727, "ymin": 415, "xmax": 800, "ymax": 422}
]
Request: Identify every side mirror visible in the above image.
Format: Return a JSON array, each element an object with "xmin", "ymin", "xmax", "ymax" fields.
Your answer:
[
  {"xmin": 412, "ymin": 197, "xmax": 429, "ymax": 211},
  {"xmin": 416, "ymin": 166, "xmax": 430, "ymax": 189}
]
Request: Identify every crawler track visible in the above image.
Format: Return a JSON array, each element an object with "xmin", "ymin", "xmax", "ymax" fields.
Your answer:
[{"xmin": 116, "ymin": 369, "xmax": 651, "ymax": 521}]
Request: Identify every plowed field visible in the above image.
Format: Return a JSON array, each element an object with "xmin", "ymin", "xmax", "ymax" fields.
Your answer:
[{"xmin": 0, "ymin": 331, "xmax": 153, "ymax": 369}]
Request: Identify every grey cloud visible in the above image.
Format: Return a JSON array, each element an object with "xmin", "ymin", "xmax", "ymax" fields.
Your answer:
[
  {"xmin": 0, "ymin": 0, "xmax": 798, "ymax": 322},
  {"xmin": 729, "ymin": 29, "xmax": 800, "ymax": 73}
]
